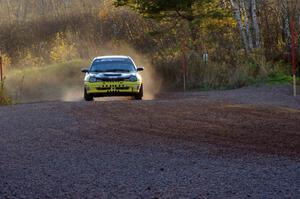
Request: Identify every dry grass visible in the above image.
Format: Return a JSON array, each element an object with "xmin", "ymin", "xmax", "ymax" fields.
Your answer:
[
  {"xmin": 0, "ymin": 81, "xmax": 13, "ymax": 105},
  {"xmin": 5, "ymin": 60, "xmax": 88, "ymax": 103}
]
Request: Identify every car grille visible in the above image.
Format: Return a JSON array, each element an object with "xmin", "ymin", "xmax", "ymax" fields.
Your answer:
[{"xmin": 97, "ymin": 78, "xmax": 127, "ymax": 82}]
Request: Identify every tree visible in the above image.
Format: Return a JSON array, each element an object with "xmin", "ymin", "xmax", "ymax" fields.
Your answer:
[
  {"xmin": 115, "ymin": 0, "xmax": 197, "ymax": 20},
  {"xmin": 114, "ymin": 0, "xmax": 227, "ymax": 53},
  {"xmin": 250, "ymin": 0, "xmax": 261, "ymax": 48},
  {"xmin": 230, "ymin": 0, "xmax": 261, "ymax": 54},
  {"xmin": 281, "ymin": 0, "xmax": 292, "ymax": 51},
  {"xmin": 230, "ymin": 0, "xmax": 250, "ymax": 53}
]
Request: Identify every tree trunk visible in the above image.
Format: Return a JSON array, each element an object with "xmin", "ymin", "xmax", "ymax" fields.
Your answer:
[
  {"xmin": 281, "ymin": 0, "xmax": 291, "ymax": 50},
  {"xmin": 188, "ymin": 20, "xmax": 199, "ymax": 53},
  {"xmin": 230, "ymin": 0, "xmax": 250, "ymax": 54},
  {"xmin": 241, "ymin": 0, "xmax": 253, "ymax": 50},
  {"xmin": 250, "ymin": 0, "xmax": 261, "ymax": 48}
]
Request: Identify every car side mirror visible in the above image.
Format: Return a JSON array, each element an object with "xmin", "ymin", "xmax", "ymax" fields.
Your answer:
[
  {"xmin": 137, "ymin": 67, "xmax": 144, "ymax": 72},
  {"xmin": 81, "ymin": 68, "xmax": 89, "ymax": 73}
]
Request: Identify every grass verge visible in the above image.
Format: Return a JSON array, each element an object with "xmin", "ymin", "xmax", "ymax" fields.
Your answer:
[
  {"xmin": 5, "ymin": 59, "xmax": 89, "ymax": 103},
  {"xmin": 0, "ymin": 81, "xmax": 13, "ymax": 105}
]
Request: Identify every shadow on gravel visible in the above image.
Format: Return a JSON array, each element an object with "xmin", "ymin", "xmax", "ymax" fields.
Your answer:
[{"xmin": 71, "ymin": 99, "xmax": 300, "ymax": 158}]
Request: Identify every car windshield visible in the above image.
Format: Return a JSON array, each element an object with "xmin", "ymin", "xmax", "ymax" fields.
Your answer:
[{"xmin": 90, "ymin": 58, "xmax": 136, "ymax": 73}]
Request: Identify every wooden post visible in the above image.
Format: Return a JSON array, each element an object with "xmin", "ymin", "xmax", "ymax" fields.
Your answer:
[
  {"xmin": 291, "ymin": 17, "xmax": 297, "ymax": 97},
  {"xmin": 0, "ymin": 54, "xmax": 3, "ymax": 83},
  {"xmin": 0, "ymin": 53, "xmax": 3, "ymax": 103}
]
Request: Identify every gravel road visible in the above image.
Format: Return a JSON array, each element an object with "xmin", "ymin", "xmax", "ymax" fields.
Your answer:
[{"xmin": 0, "ymin": 85, "xmax": 299, "ymax": 198}]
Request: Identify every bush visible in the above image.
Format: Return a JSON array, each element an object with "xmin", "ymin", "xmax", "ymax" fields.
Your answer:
[
  {"xmin": 19, "ymin": 50, "xmax": 45, "ymax": 68},
  {"xmin": 50, "ymin": 33, "xmax": 79, "ymax": 63},
  {"xmin": 0, "ymin": 81, "xmax": 13, "ymax": 105}
]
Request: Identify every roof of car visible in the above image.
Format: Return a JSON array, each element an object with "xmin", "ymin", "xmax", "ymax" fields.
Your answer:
[{"xmin": 93, "ymin": 55, "xmax": 131, "ymax": 60}]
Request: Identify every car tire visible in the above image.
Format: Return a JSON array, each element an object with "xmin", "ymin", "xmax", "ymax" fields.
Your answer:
[
  {"xmin": 84, "ymin": 89, "xmax": 94, "ymax": 101},
  {"xmin": 134, "ymin": 85, "xmax": 143, "ymax": 100}
]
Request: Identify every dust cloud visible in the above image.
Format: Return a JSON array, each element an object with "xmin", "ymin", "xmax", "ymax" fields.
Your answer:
[
  {"xmin": 61, "ymin": 87, "xmax": 84, "ymax": 102},
  {"xmin": 5, "ymin": 43, "xmax": 162, "ymax": 103}
]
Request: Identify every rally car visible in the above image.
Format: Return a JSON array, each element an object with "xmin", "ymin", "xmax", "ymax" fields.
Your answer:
[{"xmin": 81, "ymin": 56, "xmax": 144, "ymax": 101}]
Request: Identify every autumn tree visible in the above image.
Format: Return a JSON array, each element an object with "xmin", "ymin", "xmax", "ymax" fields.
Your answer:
[
  {"xmin": 230, "ymin": 0, "xmax": 261, "ymax": 54},
  {"xmin": 115, "ymin": 0, "xmax": 229, "ymax": 53}
]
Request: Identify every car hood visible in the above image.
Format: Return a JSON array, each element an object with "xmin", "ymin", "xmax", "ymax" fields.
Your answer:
[{"xmin": 85, "ymin": 72, "xmax": 142, "ymax": 82}]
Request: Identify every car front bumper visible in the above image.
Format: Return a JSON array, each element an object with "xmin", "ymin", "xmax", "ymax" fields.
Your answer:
[{"xmin": 85, "ymin": 81, "xmax": 142, "ymax": 96}]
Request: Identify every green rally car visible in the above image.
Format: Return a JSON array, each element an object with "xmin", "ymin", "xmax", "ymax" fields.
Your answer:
[{"xmin": 81, "ymin": 56, "xmax": 144, "ymax": 101}]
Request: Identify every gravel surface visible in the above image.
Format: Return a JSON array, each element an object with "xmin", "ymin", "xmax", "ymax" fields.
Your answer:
[
  {"xmin": 159, "ymin": 84, "xmax": 300, "ymax": 109},
  {"xmin": 0, "ymin": 85, "xmax": 300, "ymax": 198}
]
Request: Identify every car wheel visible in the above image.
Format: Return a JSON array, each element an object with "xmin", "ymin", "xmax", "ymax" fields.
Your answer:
[
  {"xmin": 134, "ymin": 85, "xmax": 143, "ymax": 100},
  {"xmin": 84, "ymin": 89, "xmax": 94, "ymax": 101}
]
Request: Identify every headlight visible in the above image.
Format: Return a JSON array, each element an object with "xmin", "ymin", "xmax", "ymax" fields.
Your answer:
[
  {"xmin": 128, "ymin": 75, "xmax": 138, "ymax": 82},
  {"xmin": 89, "ymin": 77, "xmax": 97, "ymax": 83}
]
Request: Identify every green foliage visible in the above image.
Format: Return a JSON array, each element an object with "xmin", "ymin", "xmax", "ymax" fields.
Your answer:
[
  {"xmin": 116, "ymin": 0, "xmax": 195, "ymax": 19},
  {"xmin": 114, "ymin": 0, "xmax": 230, "ymax": 47},
  {"xmin": 267, "ymin": 73, "xmax": 294, "ymax": 85},
  {"xmin": 115, "ymin": 0, "xmax": 227, "ymax": 21}
]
